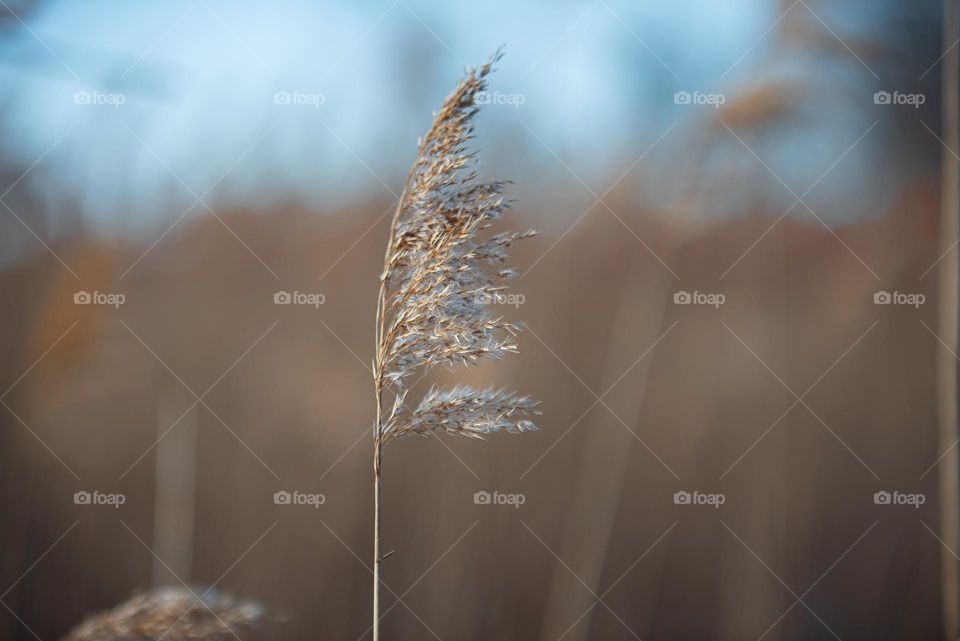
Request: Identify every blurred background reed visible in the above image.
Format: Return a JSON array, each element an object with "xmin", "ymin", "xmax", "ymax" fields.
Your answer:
[{"xmin": 0, "ymin": 0, "xmax": 951, "ymax": 639}]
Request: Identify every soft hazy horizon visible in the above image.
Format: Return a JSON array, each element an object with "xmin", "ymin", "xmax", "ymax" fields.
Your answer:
[{"xmin": 0, "ymin": 0, "xmax": 937, "ymax": 235}]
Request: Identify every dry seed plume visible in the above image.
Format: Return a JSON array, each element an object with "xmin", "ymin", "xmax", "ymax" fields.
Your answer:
[
  {"xmin": 373, "ymin": 48, "xmax": 539, "ymax": 441},
  {"xmin": 370, "ymin": 49, "xmax": 539, "ymax": 641},
  {"xmin": 60, "ymin": 588, "xmax": 265, "ymax": 641}
]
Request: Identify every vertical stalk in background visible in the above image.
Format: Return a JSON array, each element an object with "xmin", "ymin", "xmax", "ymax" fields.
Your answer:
[
  {"xmin": 538, "ymin": 266, "xmax": 672, "ymax": 641},
  {"xmin": 152, "ymin": 388, "xmax": 197, "ymax": 586},
  {"xmin": 938, "ymin": 0, "xmax": 960, "ymax": 638}
]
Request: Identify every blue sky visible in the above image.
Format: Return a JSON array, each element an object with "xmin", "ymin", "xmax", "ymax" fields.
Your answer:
[{"xmin": 0, "ymin": 0, "xmax": 918, "ymax": 231}]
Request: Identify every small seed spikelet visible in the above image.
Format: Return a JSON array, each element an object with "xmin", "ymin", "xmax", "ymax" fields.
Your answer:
[
  {"xmin": 375, "ymin": 49, "xmax": 540, "ymax": 443},
  {"xmin": 60, "ymin": 588, "xmax": 264, "ymax": 641}
]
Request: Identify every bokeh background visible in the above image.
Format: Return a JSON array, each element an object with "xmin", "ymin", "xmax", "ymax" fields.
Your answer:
[{"xmin": 0, "ymin": 0, "xmax": 952, "ymax": 639}]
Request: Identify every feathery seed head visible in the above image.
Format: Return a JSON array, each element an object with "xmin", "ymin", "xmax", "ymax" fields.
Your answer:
[
  {"xmin": 375, "ymin": 49, "xmax": 539, "ymax": 444},
  {"xmin": 61, "ymin": 588, "xmax": 265, "ymax": 641}
]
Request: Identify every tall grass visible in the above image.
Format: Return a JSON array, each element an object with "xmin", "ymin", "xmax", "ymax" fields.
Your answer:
[{"xmin": 369, "ymin": 50, "xmax": 539, "ymax": 641}]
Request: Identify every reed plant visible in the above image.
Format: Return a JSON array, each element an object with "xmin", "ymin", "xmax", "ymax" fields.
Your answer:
[{"xmin": 369, "ymin": 49, "xmax": 539, "ymax": 641}]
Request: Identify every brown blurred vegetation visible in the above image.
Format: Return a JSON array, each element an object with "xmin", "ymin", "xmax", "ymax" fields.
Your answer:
[{"xmin": 0, "ymin": 177, "xmax": 943, "ymax": 639}]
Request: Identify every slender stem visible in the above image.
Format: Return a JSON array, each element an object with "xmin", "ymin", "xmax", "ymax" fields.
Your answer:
[
  {"xmin": 372, "ymin": 137, "xmax": 422, "ymax": 641},
  {"xmin": 372, "ymin": 196, "xmax": 398, "ymax": 641},
  {"xmin": 372, "ymin": 418, "xmax": 382, "ymax": 641},
  {"xmin": 372, "ymin": 194, "xmax": 405, "ymax": 641}
]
